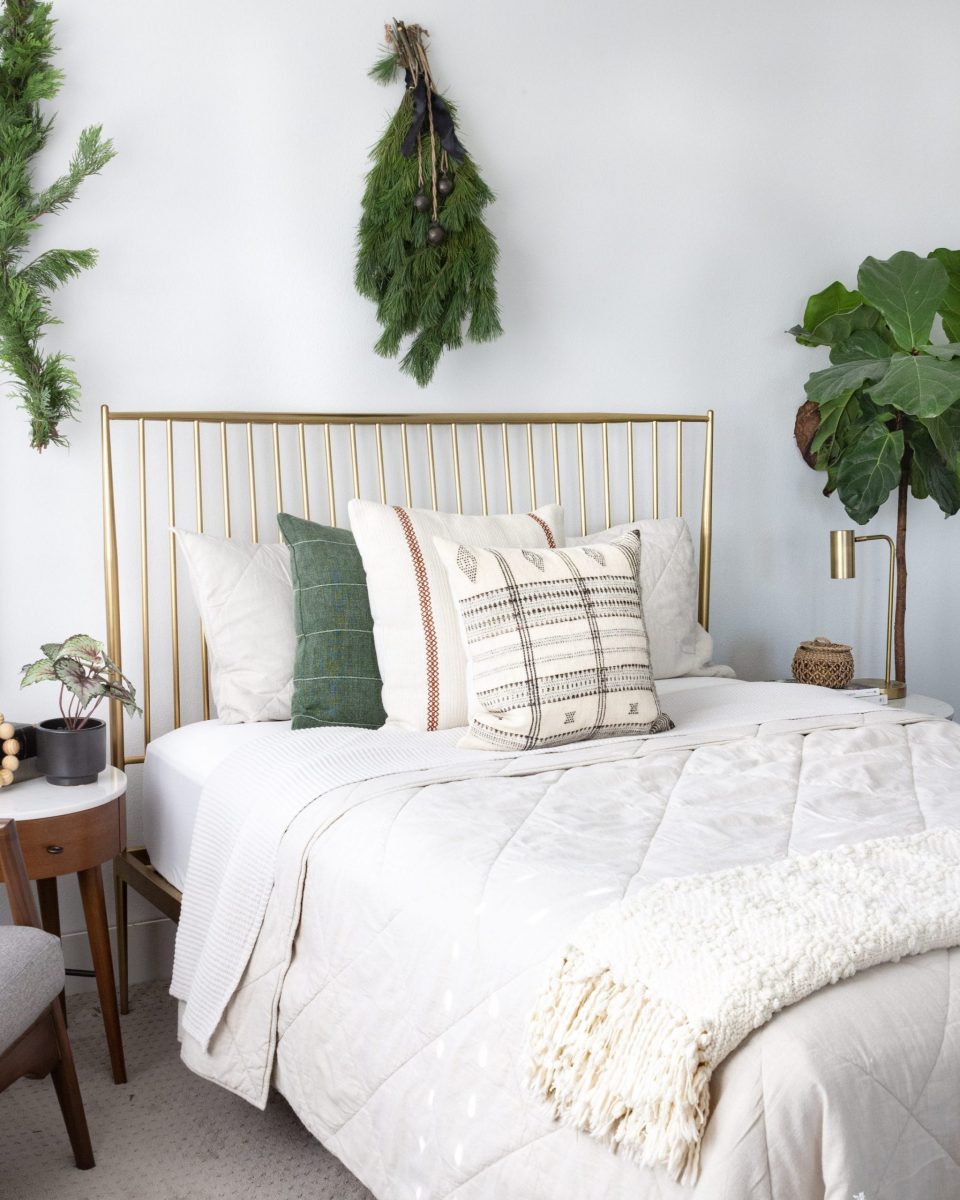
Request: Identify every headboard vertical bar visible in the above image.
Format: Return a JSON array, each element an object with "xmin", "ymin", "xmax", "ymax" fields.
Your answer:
[
  {"xmin": 193, "ymin": 420, "xmax": 210, "ymax": 721},
  {"xmin": 101, "ymin": 407, "xmax": 125, "ymax": 769},
  {"xmin": 526, "ymin": 423, "xmax": 537, "ymax": 509},
  {"xmin": 476, "ymin": 424, "xmax": 488, "ymax": 515},
  {"xmin": 220, "ymin": 422, "xmax": 232, "ymax": 537},
  {"xmin": 651, "ymin": 421, "xmax": 660, "ymax": 519},
  {"xmin": 166, "ymin": 420, "xmax": 181, "ymax": 729},
  {"xmin": 246, "ymin": 423, "xmax": 258, "ymax": 541},
  {"xmin": 349, "ymin": 425, "xmax": 360, "ymax": 499},
  {"xmin": 451, "ymin": 426, "xmax": 463, "ymax": 514},
  {"xmin": 324, "ymin": 424, "xmax": 336, "ymax": 524},
  {"xmin": 401, "ymin": 424, "xmax": 413, "ymax": 507},
  {"xmin": 675, "ymin": 420, "xmax": 683, "ymax": 517},
  {"xmin": 602, "ymin": 422, "xmax": 611, "ymax": 529},
  {"xmin": 426, "ymin": 424, "xmax": 438, "ymax": 510},
  {"xmin": 375, "ymin": 423, "xmax": 386, "ymax": 502},
  {"xmin": 298, "ymin": 423, "xmax": 310, "ymax": 519},
  {"xmin": 698, "ymin": 410, "xmax": 714, "ymax": 630},
  {"xmin": 551, "ymin": 423, "xmax": 561, "ymax": 504},
  {"xmin": 137, "ymin": 419, "xmax": 151, "ymax": 746},
  {"xmin": 501, "ymin": 423, "xmax": 513, "ymax": 512},
  {"xmin": 272, "ymin": 423, "xmax": 283, "ymax": 534},
  {"xmin": 576, "ymin": 422, "xmax": 587, "ymax": 536},
  {"xmin": 627, "ymin": 421, "xmax": 635, "ymax": 522}
]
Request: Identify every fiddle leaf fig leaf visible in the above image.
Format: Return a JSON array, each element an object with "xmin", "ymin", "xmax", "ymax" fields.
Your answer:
[
  {"xmin": 870, "ymin": 354, "xmax": 960, "ymax": 417},
  {"xmin": 835, "ymin": 422, "xmax": 904, "ymax": 524},
  {"xmin": 857, "ymin": 251, "xmax": 947, "ymax": 351},
  {"xmin": 804, "ymin": 358, "xmax": 890, "ymax": 405},
  {"xmin": 803, "ymin": 282, "xmax": 862, "ymax": 336},
  {"xmin": 810, "ymin": 390, "xmax": 859, "ymax": 459},
  {"xmin": 20, "ymin": 657, "xmax": 57, "ymax": 687},
  {"xmin": 928, "ymin": 248, "xmax": 960, "ymax": 343},
  {"xmin": 920, "ymin": 408, "xmax": 960, "ymax": 460},
  {"xmin": 57, "ymin": 633, "xmax": 103, "ymax": 662},
  {"xmin": 909, "ymin": 426, "xmax": 960, "ymax": 516},
  {"xmin": 830, "ymin": 330, "xmax": 894, "ymax": 364},
  {"xmin": 917, "ymin": 343, "xmax": 960, "ymax": 359},
  {"xmin": 53, "ymin": 657, "xmax": 101, "ymax": 706}
]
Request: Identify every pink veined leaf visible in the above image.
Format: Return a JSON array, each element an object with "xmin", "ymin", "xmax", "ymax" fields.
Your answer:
[
  {"xmin": 20, "ymin": 657, "xmax": 58, "ymax": 687},
  {"xmin": 57, "ymin": 633, "xmax": 105, "ymax": 663},
  {"xmin": 40, "ymin": 642, "xmax": 64, "ymax": 660},
  {"xmin": 53, "ymin": 657, "xmax": 103, "ymax": 709},
  {"xmin": 102, "ymin": 680, "xmax": 142, "ymax": 717}
]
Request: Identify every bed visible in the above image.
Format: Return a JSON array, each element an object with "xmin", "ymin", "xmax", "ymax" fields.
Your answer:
[{"xmin": 100, "ymin": 408, "xmax": 960, "ymax": 1199}]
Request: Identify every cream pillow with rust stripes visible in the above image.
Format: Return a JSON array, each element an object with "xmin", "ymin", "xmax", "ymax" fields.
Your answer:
[
  {"xmin": 435, "ymin": 532, "xmax": 673, "ymax": 751},
  {"xmin": 349, "ymin": 500, "xmax": 564, "ymax": 731}
]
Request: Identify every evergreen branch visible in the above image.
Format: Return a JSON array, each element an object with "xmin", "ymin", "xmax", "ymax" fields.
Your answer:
[
  {"xmin": 30, "ymin": 123, "xmax": 115, "ymax": 218},
  {"xmin": 0, "ymin": 2, "xmax": 114, "ymax": 449},
  {"xmin": 17, "ymin": 245, "xmax": 96, "ymax": 290},
  {"xmin": 368, "ymin": 50, "xmax": 400, "ymax": 85}
]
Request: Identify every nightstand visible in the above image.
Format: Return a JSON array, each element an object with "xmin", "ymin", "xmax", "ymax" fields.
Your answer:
[
  {"xmin": 887, "ymin": 694, "xmax": 955, "ymax": 720},
  {"xmin": 0, "ymin": 768, "xmax": 127, "ymax": 1084}
]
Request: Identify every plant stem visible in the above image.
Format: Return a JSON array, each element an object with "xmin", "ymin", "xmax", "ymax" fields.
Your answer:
[{"xmin": 894, "ymin": 450, "xmax": 910, "ymax": 684}]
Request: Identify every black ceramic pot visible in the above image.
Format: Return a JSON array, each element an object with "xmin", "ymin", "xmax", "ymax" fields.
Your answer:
[{"xmin": 35, "ymin": 718, "xmax": 106, "ymax": 786}]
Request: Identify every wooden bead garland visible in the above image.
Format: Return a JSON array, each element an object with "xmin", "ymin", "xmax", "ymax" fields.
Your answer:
[{"xmin": 0, "ymin": 714, "xmax": 20, "ymax": 787}]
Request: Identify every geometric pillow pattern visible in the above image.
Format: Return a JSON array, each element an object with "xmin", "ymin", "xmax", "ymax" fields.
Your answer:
[{"xmin": 435, "ymin": 531, "xmax": 673, "ymax": 751}]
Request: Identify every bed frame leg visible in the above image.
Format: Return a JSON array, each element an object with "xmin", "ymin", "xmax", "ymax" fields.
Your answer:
[{"xmin": 113, "ymin": 860, "xmax": 129, "ymax": 1015}]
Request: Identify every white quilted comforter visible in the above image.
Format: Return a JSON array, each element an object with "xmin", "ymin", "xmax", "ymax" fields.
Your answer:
[{"xmin": 175, "ymin": 681, "xmax": 960, "ymax": 1199}]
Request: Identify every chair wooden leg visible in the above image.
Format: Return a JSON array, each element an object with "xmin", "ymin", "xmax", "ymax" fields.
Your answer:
[
  {"xmin": 36, "ymin": 876, "xmax": 66, "ymax": 1024},
  {"xmin": 77, "ymin": 866, "xmax": 127, "ymax": 1084},
  {"xmin": 49, "ymin": 1002, "xmax": 95, "ymax": 1170},
  {"xmin": 113, "ymin": 861, "xmax": 129, "ymax": 1015}
]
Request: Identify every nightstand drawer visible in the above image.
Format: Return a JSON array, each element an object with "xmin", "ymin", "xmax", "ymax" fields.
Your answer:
[{"xmin": 0, "ymin": 797, "xmax": 122, "ymax": 880}]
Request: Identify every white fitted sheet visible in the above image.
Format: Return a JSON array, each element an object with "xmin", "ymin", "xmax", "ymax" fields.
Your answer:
[
  {"xmin": 141, "ymin": 678, "xmax": 727, "ymax": 892},
  {"xmin": 143, "ymin": 719, "xmax": 292, "ymax": 891}
]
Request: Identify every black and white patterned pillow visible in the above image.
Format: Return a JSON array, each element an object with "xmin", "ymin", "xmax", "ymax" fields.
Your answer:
[{"xmin": 434, "ymin": 531, "xmax": 673, "ymax": 750}]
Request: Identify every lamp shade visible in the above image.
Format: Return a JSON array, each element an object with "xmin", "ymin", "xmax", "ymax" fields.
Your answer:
[{"xmin": 830, "ymin": 529, "xmax": 856, "ymax": 579}]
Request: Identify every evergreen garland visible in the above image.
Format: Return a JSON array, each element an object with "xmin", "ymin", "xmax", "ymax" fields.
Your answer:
[
  {"xmin": 355, "ymin": 22, "xmax": 502, "ymax": 386},
  {"xmin": 0, "ymin": 0, "xmax": 114, "ymax": 450}
]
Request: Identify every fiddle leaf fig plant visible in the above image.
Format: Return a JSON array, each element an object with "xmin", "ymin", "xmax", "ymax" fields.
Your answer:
[
  {"xmin": 20, "ymin": 634, "xmax": 141, "ymax": 729},
  {"xmin": 791, "ymin": 248, "xmax": 960, "ymax": 683}
]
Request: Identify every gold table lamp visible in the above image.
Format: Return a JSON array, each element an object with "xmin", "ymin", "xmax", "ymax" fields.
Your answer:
[{"xmin": 829, "ymin": 529, "xmax": 905, "ymax": 699}]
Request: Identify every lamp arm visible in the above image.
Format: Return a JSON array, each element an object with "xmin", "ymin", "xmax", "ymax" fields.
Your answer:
[{"xmin": 854, "ymin": 534, "xmax": 895, "ymax": 689}]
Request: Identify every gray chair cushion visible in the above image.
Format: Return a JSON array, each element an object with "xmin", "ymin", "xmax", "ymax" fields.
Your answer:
[{"xmin": 0, "ymin": 926, "xmax": 64, "ymax": 1053}]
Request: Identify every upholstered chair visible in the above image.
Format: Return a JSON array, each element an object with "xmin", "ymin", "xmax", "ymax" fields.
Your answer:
[{"xmin": 0, "ymin": 818, "xmax": 94, "ymax": 1169}]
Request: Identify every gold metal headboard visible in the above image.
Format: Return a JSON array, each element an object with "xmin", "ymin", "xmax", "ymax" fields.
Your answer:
[{"xmin": 101, "ymin": 407, "xmax": 714, "ymax": 769}]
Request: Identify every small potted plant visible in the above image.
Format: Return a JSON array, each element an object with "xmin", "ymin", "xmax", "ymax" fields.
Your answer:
[{"xmin": 20, "ymin": 635, "xmax": 141, "ymax": 786}]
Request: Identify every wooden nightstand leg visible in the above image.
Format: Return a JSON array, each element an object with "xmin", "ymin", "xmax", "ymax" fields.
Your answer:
[
  {"xmin": 113, "ymin": 861, "xmax": 129, "ymax": 1015},
  {"xmin": 36, "ymin": 876, "xmax": 67, "ymax": 1024},
  {"xmin": 77, "ymin": 865, "xmax": 127, "ymax": 1084}
]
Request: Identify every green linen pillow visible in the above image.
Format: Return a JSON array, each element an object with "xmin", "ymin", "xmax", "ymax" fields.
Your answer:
[{"xmin": 277, "ymin": 513, "xmax": 386, "ymax": 730}]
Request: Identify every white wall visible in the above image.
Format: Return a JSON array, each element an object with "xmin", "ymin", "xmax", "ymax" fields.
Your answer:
[{"xmin": 3, "ymin": 0, "xmax": 960, "ymax": 979}]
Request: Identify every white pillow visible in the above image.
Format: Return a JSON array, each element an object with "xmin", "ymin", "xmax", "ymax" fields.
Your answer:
[
  {"xmin": 173, "ymin": 529, "xmax": 294, "ymax": 723},
  {"xmin": 435, "ymin": 532, "xmax": 672, "ymax": 750},
  {"xmin": 571, "ymin": 518, "xmax": 728, "ymax": 679},
  {"xmin": 349, "ymin": 501, "xmax": 565, "ymax": 731}
]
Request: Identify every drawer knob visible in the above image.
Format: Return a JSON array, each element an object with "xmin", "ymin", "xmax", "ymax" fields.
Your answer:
[{"xmin": 46, "ymin": 845, "xmax": 64, "ymax": 855}]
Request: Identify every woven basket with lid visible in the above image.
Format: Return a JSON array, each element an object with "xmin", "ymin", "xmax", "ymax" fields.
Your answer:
[{"xmin": 791, "ymin": 637, "xmax": 854, "ymax": 689}]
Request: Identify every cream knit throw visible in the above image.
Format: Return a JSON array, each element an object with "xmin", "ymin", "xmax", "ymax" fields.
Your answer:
[{"xmin": 526, "ymin": 829, "xmax": 960, "ymax": 1184}]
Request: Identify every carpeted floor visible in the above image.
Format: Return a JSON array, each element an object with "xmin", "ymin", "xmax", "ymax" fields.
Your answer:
[{"xmin": 0, "ymin": 981, "xmax": 373, "ymax": 1200}]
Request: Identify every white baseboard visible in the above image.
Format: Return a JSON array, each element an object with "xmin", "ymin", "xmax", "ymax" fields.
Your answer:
[{"xmin": 62, "ymin": 916, "xmax": 175, "ymax": 994}]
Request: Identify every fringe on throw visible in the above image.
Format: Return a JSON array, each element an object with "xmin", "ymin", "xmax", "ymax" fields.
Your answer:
[{"xmin": 526, "ymin": 949, "xmax": 713, "ymax": 1185}]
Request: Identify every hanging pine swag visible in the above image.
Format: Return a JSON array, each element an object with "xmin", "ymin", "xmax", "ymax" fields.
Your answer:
[{"xmin": 355, "ymin": 22, "xmax": 502, "ymax": 386}]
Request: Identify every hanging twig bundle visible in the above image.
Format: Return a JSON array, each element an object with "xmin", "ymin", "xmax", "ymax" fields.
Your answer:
[{"xmin": 355, "ymin": 21, "xmax": 502, "ymax": 386}]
